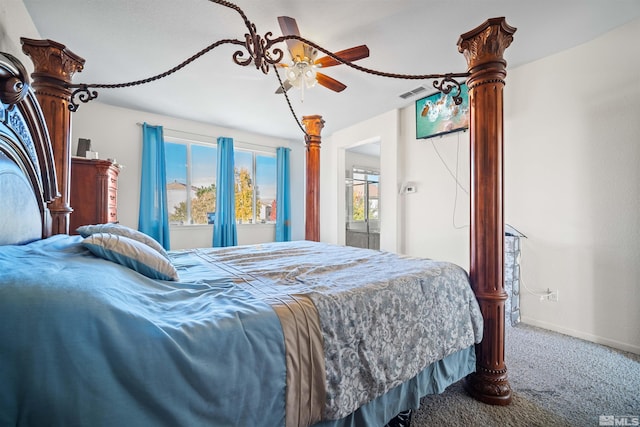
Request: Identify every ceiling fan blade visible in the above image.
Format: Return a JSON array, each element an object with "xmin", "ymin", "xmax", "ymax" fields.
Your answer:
[
  {"xmin": 275, "ymin": 80, "xmax": 293, "ymax": 94},
  {"xmin": 316, "ymin": 72, "xmax": 347, "ymax": 93},
  {"xmin": 277, "ymin": 16, "xmax": 305, "ymax": 60},
  {"xmin": 277, "ymin": 15, "xmax": 301, "ymax": 36},
  {"xmin": 315, "ymin": 45, "xmax": 370, "ymax": 68}
]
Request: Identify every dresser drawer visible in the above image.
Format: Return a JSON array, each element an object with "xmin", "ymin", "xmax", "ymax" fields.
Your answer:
[
  {"xmin": 108, "ymin": 188, "xmax": 117, "ymax": 208},
  {"xmin": 107, "ymin": 206, "xmax": 118, "ymax": 223}
]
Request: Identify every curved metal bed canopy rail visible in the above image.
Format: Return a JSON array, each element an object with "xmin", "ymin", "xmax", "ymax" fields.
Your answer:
[{"xmin": 62, "ymin": 0, "xmax": 469, "ymax": 139}]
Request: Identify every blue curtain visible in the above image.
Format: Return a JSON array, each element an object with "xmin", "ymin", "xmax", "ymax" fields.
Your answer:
[
  {"xmin": 213, "ymin": 137, "xmax": 237, "ymax": 247},
  {"xmin": 139, "ymin": 123, "xmax": 170, "ymax": 250},
  {"xmin": 275, "ymin": 147, "xmax": 291, "ymax": 242}
]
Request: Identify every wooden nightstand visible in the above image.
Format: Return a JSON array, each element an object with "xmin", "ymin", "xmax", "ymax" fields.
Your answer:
[{"xmin": 70, "ymin": 157, "xmax": 121, "ymax": 234}]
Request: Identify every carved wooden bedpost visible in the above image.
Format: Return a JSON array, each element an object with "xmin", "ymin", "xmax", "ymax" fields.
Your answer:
[
  {"xmin": 21, "ymin": 38, "xmax": 85, "ymax": 235},
  {"xmin": 457, "ymin": 17, "xmax": 516, "ymax": 405},
  {"xmin": 302, "ymin": 115, "xmax": 324, "ymax": 242}
]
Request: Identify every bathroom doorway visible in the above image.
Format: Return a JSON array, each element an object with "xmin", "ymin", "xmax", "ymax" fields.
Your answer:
[{"xmin": 345, "ymin": 142, "xmax": 380, "ymax": 250}]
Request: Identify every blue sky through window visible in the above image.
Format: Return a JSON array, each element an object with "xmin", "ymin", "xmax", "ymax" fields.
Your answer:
[
  {"xmin": 256, "ymin": 154, "xmax": 276, "ymax": 200},
  {"xmin": 165, "ymin": 142, "xmax": 187, "ymax": 184},
  {"xmin": 191, "ymin": 144, "xmax": 216, "ymax": 188},
  {"xmin": 165, "ymin": 140, "xmax": 277, "ymax": 224}
]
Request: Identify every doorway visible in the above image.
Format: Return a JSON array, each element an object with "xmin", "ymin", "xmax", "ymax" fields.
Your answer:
[{"xmin": 345, "ymin": 167, "xmax": 380, "ymax": 249}]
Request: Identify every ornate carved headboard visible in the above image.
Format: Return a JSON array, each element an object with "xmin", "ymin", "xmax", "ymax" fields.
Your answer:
[{"xmin": 0, "ymin": 52, "xmax": 58, "ymax": 244}]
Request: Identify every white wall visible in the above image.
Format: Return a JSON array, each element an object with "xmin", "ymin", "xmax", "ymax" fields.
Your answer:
[
  {"xmin": 398, "ymin": 109, "xmax": 471, "ymax": 270},
  {"xmin": 324, "ymin": 107, "xmax": 470, "ymax": 269},
  {"xmin": 71, "ymin": 101, "xmax": 306, "ymax": 249},
  {"xmin": 0, "ymin": 0, "xmax": 40, "ymax": 74},
  {"xmin": 391, "ymin": 18, "xmax": 640, "ymax": 354},
  {"xmin": 503, "ymin": 17, "xmax": 640, "ymax": 354},
  {"xmin": 345, "ymin": 150, "xmax": 380, "ymax": 174},
  {"xmin": 321, "ymin": 110, "xmax": 400, "ymax": 252}
]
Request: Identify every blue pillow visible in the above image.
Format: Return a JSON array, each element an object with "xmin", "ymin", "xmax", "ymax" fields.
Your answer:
[
  {"xmin": 82, "ymin": 233, "xmax": 179, "ymax": 281},
  {"xmin": 77, "ymin": 223, "xmax": 169, "ymax": 258}
]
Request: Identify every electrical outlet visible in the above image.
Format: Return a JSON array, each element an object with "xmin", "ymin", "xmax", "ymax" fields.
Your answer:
[{"xmin": 540, "ymin": 290, "xmax": 559, "ymax": 302}]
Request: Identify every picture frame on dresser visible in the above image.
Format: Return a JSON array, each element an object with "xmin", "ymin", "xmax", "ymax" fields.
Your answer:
[{"xmin": 76, "ymin": 138, "xmax": 91, "ymax": 158}]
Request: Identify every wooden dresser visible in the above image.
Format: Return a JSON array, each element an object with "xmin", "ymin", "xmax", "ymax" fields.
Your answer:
[{"xmin": 70, "ymin": 157, "xmax": 121, "ymax": 233}]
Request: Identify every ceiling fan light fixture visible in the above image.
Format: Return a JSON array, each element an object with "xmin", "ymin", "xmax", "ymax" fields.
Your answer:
[
  {"xmin": 275, "ymin": 16, "xmax": 369, "ymax": 96},
  {"xmin": 286, "ymin": 60, "xmax": 317, "ymax": 89},
  {"xmin": 286, "ymin": 67, "xmax": 299, "ymax": 83},
  {"xmin": 303, "ymin": 66, "xmax": 317, "ymax": 88}
]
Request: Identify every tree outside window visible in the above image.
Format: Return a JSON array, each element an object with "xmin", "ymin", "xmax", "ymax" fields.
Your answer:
[{"xmin": 165, "ymin": 140, "xmax": 275, "ymax": 226}]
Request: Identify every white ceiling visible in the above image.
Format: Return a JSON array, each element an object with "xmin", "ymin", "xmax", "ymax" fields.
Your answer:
[{"xmin": 22, "ymin": 0, "xmax": 640, "ymax": 141}]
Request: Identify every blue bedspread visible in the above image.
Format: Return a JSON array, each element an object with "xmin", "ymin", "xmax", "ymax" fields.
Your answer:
[
  {"xmin": 0, "ymin": 235, "xmax": 480, "ymax": 427},
  {"xmin": 0, "ymin": 235, "xmax": 287, "ymax": 426},
  {"xmin": 192, "ymin": 241, "xmax": 483, "ymax": 420}
]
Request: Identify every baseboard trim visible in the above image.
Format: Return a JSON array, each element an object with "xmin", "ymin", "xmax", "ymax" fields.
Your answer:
[{"xmin": 520, "ymin": 317, "xmax": 640, "ymax": 355}]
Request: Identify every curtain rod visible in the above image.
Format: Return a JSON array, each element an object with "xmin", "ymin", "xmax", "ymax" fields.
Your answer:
[
  {"xmin": 137, "ymin": 122, "xmax": 216, "ymax": 142},
  {"xmin": 135, "ymin": 122, "xmax": 287, "ymax": 151}
]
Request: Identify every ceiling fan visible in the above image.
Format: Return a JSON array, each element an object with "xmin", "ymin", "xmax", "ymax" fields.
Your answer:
[{"xmin": 275, "ymin": 16, "xmax": 369, "ymax": 95}]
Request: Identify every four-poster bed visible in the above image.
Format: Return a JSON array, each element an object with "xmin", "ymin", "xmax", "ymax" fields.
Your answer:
[{"xmin": 0, "ymin": 8, "xmax": 515, "ymax": 427}]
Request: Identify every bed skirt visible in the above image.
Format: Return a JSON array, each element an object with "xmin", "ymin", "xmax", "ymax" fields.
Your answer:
[{"xmin": 313, "ymin": 345, "xmax": 476, "ymax": 427}]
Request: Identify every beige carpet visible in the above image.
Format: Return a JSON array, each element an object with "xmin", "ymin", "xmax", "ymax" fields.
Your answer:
[
  {"xmin": 412, "ymin": 380, "xmax": 571, "ymax": 426},
  {"xmin": 411, "ymin": 324, "xmax": 640, "ymax": 427}
]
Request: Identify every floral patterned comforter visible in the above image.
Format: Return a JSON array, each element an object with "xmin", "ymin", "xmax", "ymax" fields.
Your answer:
[{"xmin": 191, "ymin": 240, "xmax": 483, "ymax": 420}]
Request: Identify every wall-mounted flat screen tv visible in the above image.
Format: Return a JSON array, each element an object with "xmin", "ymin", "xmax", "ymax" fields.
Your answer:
[{"xmin": 415, "ymin": 83, "xmax": 469, "ymax": 139}]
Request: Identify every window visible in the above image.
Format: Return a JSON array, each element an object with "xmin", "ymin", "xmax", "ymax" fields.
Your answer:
[
  {"xmin": 349, "ymin": 168, "xmax": 379, "ymax": 223},
  {"xmin": 234, "ymin": 149, "xmax": 277, "ymax": 224},
  {"xmin": 164, "ymin": 139, "xmax": 276, "ymax": 225},
  {"xmin": 255, "ymin": 154, "xmax": 277, "ymax": 223},
  {"xmin": 165, "ymin": 141, "xmax": 217, "ymax": 225}
]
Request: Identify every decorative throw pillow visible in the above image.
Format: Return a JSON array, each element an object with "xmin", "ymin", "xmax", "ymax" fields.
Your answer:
[
  {"xmin": 82, "ymin": 233, "xmax": 179, "ymax": 281},
  {"xmin": 77, "ymin": 223, "xmax": 168, "ymax": 258}
]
